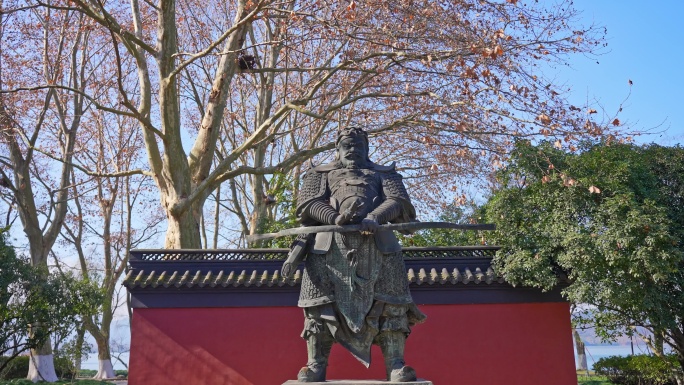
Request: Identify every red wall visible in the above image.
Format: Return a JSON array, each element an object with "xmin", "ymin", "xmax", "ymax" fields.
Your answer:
[{"xmin": 129, "ymin": 303, "xmax": 576, "ymax": 385}]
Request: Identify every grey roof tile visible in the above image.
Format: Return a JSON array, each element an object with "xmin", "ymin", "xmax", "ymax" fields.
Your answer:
[
  {"xmin": 124, "ymin": 264, "xmax": 514, "ymax": 289},
  {"xmin": 177, "ymin": 270, "xmax": 190, "ymax": 287},
  {"xmin": 166, "ymin": 271, "xmax": 178, "ymax": 288},
  {"xmin": 211, "ymin": 270, "xmax": 223, "ymax": 287}
]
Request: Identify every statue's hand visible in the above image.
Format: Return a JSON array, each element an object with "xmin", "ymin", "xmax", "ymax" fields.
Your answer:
[
  {"xmin": 334, "ymin": 214, "xmax": 348, "ymax": 226},
  {"xmin": 335, "ymin": 200, "xmax": 364, "ymax": 225},
  {"xmin": 360, "ymin": 217, "xmax": 379, "ymax": 235}
]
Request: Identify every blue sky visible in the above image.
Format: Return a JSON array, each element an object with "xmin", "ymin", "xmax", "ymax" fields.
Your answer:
[{"xmin": 554, "ymin": 0, "xmax": 684, "ymax": 145}]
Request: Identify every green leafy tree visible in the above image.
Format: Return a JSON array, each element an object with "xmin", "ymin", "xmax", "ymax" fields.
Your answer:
[
  {"xmin": 399, "ymin": 204, "xmax": 482, "ymax": 247},
  {"xmin": 259, "ymin": 172, "xmax": 300, "ymax": 249},
  {"xmin": 483, "ymin": 141, "xmax": 684, "ymax": 375},
  {"xmin": 0, "ymin": 230, "xmax": 102, "ymax": 377}
]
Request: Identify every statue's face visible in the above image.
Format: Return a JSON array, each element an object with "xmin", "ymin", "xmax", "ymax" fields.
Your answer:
[{"xmin": 338, "ymin": 136, "xmax": 369, "ymax": 168}]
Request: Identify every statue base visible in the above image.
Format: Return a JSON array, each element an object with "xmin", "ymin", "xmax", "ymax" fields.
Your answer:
[{"xmin": 283, "ymin": 380, "xmax": 433, "ymax": 385}]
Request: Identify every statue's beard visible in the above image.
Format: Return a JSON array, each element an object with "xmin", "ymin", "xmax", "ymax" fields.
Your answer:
[{"xmin": 340, "ymin": 156, "xmax": 367, "ymax": 168}]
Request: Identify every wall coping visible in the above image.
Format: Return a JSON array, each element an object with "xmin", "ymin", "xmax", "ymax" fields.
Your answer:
[{"xmin": 125, "ymin": 247, "xmax": 568, "ymax": 308}]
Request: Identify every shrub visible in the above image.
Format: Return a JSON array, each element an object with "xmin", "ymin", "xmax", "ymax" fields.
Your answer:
[
  {"xmin": 594, "ymin": 354, "xmax": 680, "ymax": 385},
  {"xmin": 53, "ymin": 356, "xmax": 76, "ymax": 379},
  {"xmin": 0, "ymin": 355, "xmax": 78, "ymax": 380},
  {"xmin": 114, "ymin": 369, "xmax": 128, "ymax": 378},
  {"xmin": 78, "ymin": 369, "xmax": 97, "ymax": 377},
  {"xmin": 0, "ymin": 356, "xmax": 29, "ymax": 379}
]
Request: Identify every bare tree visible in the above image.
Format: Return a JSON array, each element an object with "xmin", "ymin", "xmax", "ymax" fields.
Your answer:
[
  {"xmin": 0, "ymin": 6, "xmax": 96, "ymax": 380},
  {"xmin": 5, "ymin": 0, "xmax": 630, "ymax": 252},
  {"xmin": 177, "ymin": 0, "xmax": 626, "ymax": 245},
  {"xmin": 59, "ymin": 110, "xmax": 161, "ymax": 379}
]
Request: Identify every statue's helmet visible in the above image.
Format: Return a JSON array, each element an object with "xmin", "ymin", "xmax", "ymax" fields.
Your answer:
[
  {"xmin": 335, "ymin": 126, "xmax": 368, "ymax": 148},
  {"xmin": 335, "ymin": 126, "xmax": 370, "ymax": 162}
]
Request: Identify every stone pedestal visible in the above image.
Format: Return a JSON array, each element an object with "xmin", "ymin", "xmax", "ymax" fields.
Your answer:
[{"xmin": 283, "ymin": 380, "xmax": 433, "ymax": 385}]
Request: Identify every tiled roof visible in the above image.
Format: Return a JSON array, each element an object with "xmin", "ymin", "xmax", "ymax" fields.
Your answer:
[
  {"xmin": 129, "ymin": 246, "xmax": 500, "ymax": 261},
  {"xmin": 123, "ymin": 266, "xmax": 506, "ymax": 289},
  {"xmin": 125, "ymin": 248, "xmax": 570, "ymax": 306},
  {"xmin": 409, "ymin": 266, "xmax": 503, "ymax": 285},
  {"xmin": 124, "ymin": 268, "xmax": 300, "ymax": 289}
]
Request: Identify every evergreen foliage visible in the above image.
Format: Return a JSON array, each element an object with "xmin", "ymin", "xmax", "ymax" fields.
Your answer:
[
  {"xmin": 482, "ymin": 142, "xmax": 684, "ymax": 373},
  {"xmin": 399, "ymin": 204, "xmax": 482, "ymax": 247},
  {"xmin": 594, "ymin": 354, "xmax": 681, "ymax": 385},
  {"xmin": 0, "ymin": 230, "xmax": 103, "ymax": 375}
]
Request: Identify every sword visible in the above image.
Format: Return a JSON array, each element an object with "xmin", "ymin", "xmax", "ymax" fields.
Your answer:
[{"xmin": 246, "ymin": 221, "xmax": 495, "ymax": 243}]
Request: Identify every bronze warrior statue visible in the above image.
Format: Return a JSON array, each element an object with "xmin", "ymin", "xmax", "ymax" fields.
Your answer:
[{"xmin": 290, "ymin": 127, "xmax": 426, "ymax": 382}]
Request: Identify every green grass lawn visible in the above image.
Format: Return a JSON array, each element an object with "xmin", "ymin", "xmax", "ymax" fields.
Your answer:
[{"xmin": 577, "ymin": 374, "xmax": 614, "ymax": 385}]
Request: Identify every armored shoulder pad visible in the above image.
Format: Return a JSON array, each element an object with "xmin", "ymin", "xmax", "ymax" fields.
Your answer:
[
  {"xmin": 371, "ymin": 161, "xmax": 396, "ymax": 172},
  {"xmin": 381, "ymin": 171, "xmax": 411, "ymax": 202},
  {"xmin": 381, "ymin": 171, "xmax": 416, "ymax": 223},
  {"xmin": 298, "ymin": 171, "xmax": 327, "ymax": 207}
]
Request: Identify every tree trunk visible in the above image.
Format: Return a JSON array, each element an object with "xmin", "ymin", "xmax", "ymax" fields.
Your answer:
[
  {"xmin": 73, "ymin": 326, "xmax": 85, "ymax": 374},
  {"xmin": 164, "ymin": 208, "xmax": 202, "ymax": 249},
  {"xmin": 572, "ymin": 328, "xmax": 588, "ymax": 372},
  {"xmin": 675, "ymin": 370, "xmax": 683, "ymax": 385},
  {"xmin": 83, "ymin": 286, "xmax": 117, "ymax": 380},
  {"xmin": 93, "ymin": 335, "xmax": 115, "ymax": 380},
  {"xmin": 248, "ymin": 146, "xmax": 269, "ymax": 247},
  {"xmin": 27, "ymin": 340, "xmax": 58, "ymax": 382},
  {"xmin": 25, "ymin": 252, "xmax": 60, "ymax": 382},
  {"xmin": 653, "ymin": 328, "xmax": 665, "ymax": 356},
  {"xmin": 676, "ymin": 347, "xmax": 684, "ymax": 385},
  {"xmin": 23, "ymin": 254, "xmax": 60, "ymax": 381}
]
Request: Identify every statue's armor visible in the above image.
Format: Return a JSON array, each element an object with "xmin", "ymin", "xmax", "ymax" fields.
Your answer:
[
  {"xmin": 329, "ymin": 168, "xmax": 379, "ymax": 221},
  {"xmin": 296, "ymin": 161, "xmax": 424, "ymax": 366}
]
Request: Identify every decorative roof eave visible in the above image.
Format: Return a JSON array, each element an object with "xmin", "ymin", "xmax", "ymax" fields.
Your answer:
[
  {"xmin": 128, "ymin": 246, "xmax": 501, "ymax": 262},
  {"xmin": 125, "ymin": 247, "xmax": 570, "ymax": 308},
  {"xmin": 123, "ymin": 266, "xmax": 511, "ymax": 290}
]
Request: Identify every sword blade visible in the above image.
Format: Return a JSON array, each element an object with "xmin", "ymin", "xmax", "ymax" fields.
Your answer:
[{"xmin": 246, "ymin": 222, "xmax": 495, "ymax": 243}]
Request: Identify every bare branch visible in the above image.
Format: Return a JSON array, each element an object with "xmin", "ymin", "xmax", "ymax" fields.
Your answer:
[
  {"xmin": 169, "ymin": 0, "xmax": 269, "ymax": 80},
  {"xmin": 0, "ymin": 86, "xmax": 163, "ymax": 137}
]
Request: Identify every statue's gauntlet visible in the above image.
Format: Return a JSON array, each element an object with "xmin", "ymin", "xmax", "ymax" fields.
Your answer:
[{"xmin": 306, "ymin": 200, "xmax": 339, "ymax": 225}]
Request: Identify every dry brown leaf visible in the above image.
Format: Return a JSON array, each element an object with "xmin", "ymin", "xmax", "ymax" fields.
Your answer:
[
  {"xmin": 612, "ymin": 118, "xmax": 620, "ymax": 126},
  {"xmin": 463, "ymin": 67, "xmax": 477, "ymax": 78},
  {"xmin": 538, "ymin": 113, "xmax": 551, "ymax": 125},
  {"xmin": 588, "ymin": 186, "xmax": 601, "ymax": 194}
]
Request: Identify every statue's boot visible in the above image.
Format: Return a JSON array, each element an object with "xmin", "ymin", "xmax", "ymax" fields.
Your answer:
[
  {"xmin": 379, "ymin": 331, "xmax": 417, "ymax": 382},
  {"xmin": 297, "ymin": 329, "xmax": 334, "ymax": 382}
]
